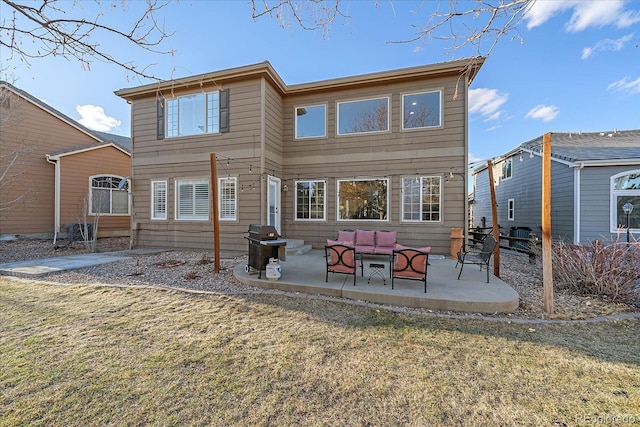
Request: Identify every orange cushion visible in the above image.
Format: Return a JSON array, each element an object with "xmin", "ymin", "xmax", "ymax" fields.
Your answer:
[
  {"xmin": 393, "ymin": 249, "xmax": 428, "ymax": 273},
  {"xmin": 327, "ymin": 241, "xmax": 355, "ymax": 268}
]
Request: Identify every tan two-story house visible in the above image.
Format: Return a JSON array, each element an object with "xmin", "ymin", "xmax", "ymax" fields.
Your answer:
[{"xmin": 115, "ymin": 58, "xmax": 484, "ymax": 254}]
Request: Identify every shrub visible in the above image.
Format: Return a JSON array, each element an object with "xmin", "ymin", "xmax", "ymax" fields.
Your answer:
[{"xmin": 551, "ymin": 238, "xmax": 640, "ymax": 305}]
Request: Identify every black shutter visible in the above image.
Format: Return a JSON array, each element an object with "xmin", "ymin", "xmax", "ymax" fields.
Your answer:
[
  {"xmin": 157, "ymin": 98, "xmax": 165, "ymax": 140},
  {"xmin": 219, "ymin": 89, "xmax": 229, "ymax": 133}
]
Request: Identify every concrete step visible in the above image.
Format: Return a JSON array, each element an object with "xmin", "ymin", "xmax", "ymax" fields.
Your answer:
[{"xmin": 285, "ymin": 239, "xmax": 313, "ymax": 256}]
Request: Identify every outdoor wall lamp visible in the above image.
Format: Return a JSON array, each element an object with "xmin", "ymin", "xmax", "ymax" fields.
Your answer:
[{"xmin": 623, "ymin": 202, "xmax": 633, "ymax": 243}]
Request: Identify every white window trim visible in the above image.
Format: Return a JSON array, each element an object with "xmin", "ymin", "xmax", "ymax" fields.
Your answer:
[
  {"xmin": 610, "ymin": 169, "xmax": 640, "ymax": 233},
  {"xmin": 401, "ymin": 89, "xmax": 443, "ymax": 131},
  {"xmin": 400, "ymin": 175, "xmax": 442, "ymax": 223},
  {"xmin": 151, "ymin": 180, "xmax": 168, "ymax": 221},
  {"xmin": 294, "ymin": 104, "xmax": 327, "ymax": 140},
  {"xmin": 507, "ymin": 198, "xmax": 515, "ymax": 221},
  {"xmin": 175, "ymin": 179, "xmax": 210, "ymax": 221},
  {"xmin": 218, "ymin": 176, "xmax": 238, "ymax": 221},
  {"xmin": 166, "ymin": 91, "xmax": 219, "ymax": 139},
  {"xmin": 89, "ymin": 174, "xmax": 129, "ymax": 216},
  {"xmin": 501, "ymin": 158, "xmax": 513, "ymax": 181},
  {"xmin": 336, "ymin": 177, "xmax": 390, "ymax": 222},
  {"xmin": 294, "ymin": 179, "xmax": 327, "ymax": 222},
  {"xmin": 336, "ymin": 96, "xmax": 390, "ymax": 136}
]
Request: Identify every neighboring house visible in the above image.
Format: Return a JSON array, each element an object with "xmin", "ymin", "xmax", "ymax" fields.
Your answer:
[
  {"xmin": 115, "ymin": 58, "xmax": 484, "ymax": 254},
  {"xmin": 0, "ymin": 81, "xmax": 132, "ymax": 241},
  {"xmin": 470, "ymin": 130, "xmax": 640, "ymax": 244}
]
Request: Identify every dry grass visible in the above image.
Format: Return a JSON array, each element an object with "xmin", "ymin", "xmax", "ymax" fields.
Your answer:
[{"xmin": 1, "ymin": 278, "xmax": 639, "ymax": 426}]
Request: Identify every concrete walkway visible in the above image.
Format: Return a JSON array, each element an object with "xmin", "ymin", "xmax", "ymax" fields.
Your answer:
[{"xmin": 234, "ymin": 250, "xmax": 520, "ymax": 314}]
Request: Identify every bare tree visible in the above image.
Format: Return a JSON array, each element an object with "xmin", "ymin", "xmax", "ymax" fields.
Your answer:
[
  {"xmin": 251, "ymin": 0, "xmax": 534, "ymax": 78},
  {"xmin": 1, "ymin": 0, "xmax": 174, "ymax": 80}
]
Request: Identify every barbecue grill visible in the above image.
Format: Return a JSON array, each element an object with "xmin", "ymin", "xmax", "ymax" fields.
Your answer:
[{"xmin": 245, "ymin": 224, "xmax": 287, "ymax": 278}]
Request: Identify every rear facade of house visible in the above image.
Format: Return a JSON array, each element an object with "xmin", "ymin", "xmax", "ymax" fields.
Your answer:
[{"xmin": 116, "ymin": 59, "xmax": 483, "ymax": 254}]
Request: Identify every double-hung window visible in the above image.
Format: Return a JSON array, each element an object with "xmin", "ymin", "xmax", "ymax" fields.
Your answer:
[
  {"xmin": 402, "ymin": 90, "xmax": 442, "ymax": 129},
  {"xmin": 151, "ymin": 180, "xmax": 167, "ymax": 220},
  {"xmin": 401, "ymin": 176, "xmax": 441, "ymax": 222},
  {"xmin": 611, "ymin": 170, "xmax": 640, "ymax": 231},
  {"xmin": 90, "ymin": 175, "xmax": 129, "ymax": 215},
  {"xmin": 295, "ymin": 180, "xmax": 326, "ymax": 220},
  {"xmin": 508, "ymin": 199, "xmax": 515, "ymax": 221},
  {"xmin": 502, "ymin": 159, "xmax": 512, "ymax": 180},
  {"xmin": 337, "ymin": 178, "xmax": 388, "ymax": 221},
  {"xmin": 218, "ymin": 177, "xmax": 237, "ymax": 221},
  {"xmin": 176, "ymin": 179, "xmax": 209, "ymax": 220},
  {"xmin": 164, "ymin": 89, "xmax": 228, "ymax": 138},
  {"xmin": 337, "ymin": 97, "xmax": 389, "ymax": 135}
]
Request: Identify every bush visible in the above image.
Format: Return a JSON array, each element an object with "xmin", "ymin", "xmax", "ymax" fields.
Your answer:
[{"xmin": 551, "ymin": 238, "xmax": 640, "ymax": 305}]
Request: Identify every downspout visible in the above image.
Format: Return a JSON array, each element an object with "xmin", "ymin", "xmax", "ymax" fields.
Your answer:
[
  {"xmin": 573, "ymin": 162, "xmax": 584, "ymax": 244},
  {"xmin": 45, "ymin": 154, "xmax": 61, "ymax": 244},
  {"xmin": 260, "ymin": 77, "xmax": 266, "ymax": 224}
]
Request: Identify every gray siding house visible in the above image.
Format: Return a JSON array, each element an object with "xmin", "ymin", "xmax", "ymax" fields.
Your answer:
[
  {"xmin": 115, "ymin": 58, "xmax": 484, "ymax": 254},
  {"xmin": 471, "ymin": 130, "xmax": 640, "ymax": 244}
]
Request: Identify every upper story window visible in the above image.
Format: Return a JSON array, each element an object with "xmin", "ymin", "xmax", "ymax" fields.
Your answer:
[
  {"xmin": 501, "ymin": 159, "xmax": 512, "ymax": 180},
  {"xmin": 611, "ymin": 170, "xmax": 640, "ymax": 232},
  {"xmin": 337, "ymin": 97, "xmax": 389, "ymax": 135},
  {"xmin": 295, "ymin": 180, "xmax": 326, "ymax": 221},
  {"xmin": 337, "ymin": 178, "xmax": 389, "ymax": 221},
  {"xmin": 295, "ymin": 105, "xmax": 326, "ymax": 139},
  {"xmin": 90, "ymin": 175, "xmax": 129, "ymax": 215},
  {"xmin": 163, "ymin": 89, "xmax": 229, "ymax": 138},
  {"xmin": 402, "ymin": 90, "xmax": 442, "ymax": 130},
  {"xmin": 401, "ymin": 176, "xmax": 441, "ymax": 222}
]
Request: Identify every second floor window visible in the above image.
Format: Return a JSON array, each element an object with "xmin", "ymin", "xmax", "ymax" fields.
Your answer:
[
  {"xmin": 295, "ymin": 105, "xmax": 326, "ymax": 139},
  {"xmin": 167, "ymin": 91, "xmax": 219, "ymax": 137},
  {"xmin": 502, "ymin": 159, "xmax": 512, "ymax": 180},
  {"xmin": 402, "ymin": 90, "xmax": 442, "ymax": 129},
  {"xmin": 337, "ymin": 97, "xmax": 389, "ymax": 135}
]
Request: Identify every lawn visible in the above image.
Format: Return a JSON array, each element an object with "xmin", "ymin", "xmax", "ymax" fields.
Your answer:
[{"xmin": 1, "ymin": 278, "xmax": 638, "ymax": 426}]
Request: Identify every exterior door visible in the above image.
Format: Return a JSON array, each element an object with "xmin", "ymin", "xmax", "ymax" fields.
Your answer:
[{"xmin": 267, "ymin": 175, "xmax": 281, "ymax": 235}]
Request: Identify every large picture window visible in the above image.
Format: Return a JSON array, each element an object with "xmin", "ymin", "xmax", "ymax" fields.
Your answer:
[
  {"xmin": 176, "ymin": 179, "xmax": 209, "ymax": 220},
  {"xmin": 337, "ymin": 97, "xmax": 389, "ymax": 135},
  {"xmin": 402, "ymin": 90, "xmax": 442, "ymax": 129},
  {"xmin": 218, "ymin": 177, "xmax": 237, "ymax": 221},
  {"xmin": 295, "ymin": 105, "xmax": 326, "ymax": 139},
  {"xmin": 151, "ymin": 180, "xmax": 167, "ymax": 220},
  {"xmin": 611, "ymin": 170, "xmax": 640, "ymax": 231},
  {"xmin": 167, "ymin": 91, "xmax": 219, "ymax": 137},
  {"xmin": 295, "ymin": 180, "xmax": 326, "ymax": 220},
  {"xmin": 401, "ymin": 176, "xmax": 441, "ymax": 222},
  {"xmin": 337, "ymin": 178, "xmax": 388, "ymax": 221},
  {"xmin": 90, "ymin": 175, "xmax": 129, "ymax": 215}
]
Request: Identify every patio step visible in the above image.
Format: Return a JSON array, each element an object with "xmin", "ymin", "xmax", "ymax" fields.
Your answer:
[{"xmin": 285, "ymin": 239, "xmax": 313, "ymax": 256}]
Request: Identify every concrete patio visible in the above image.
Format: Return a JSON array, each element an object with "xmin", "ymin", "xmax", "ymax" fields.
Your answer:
[{"xmin": 233, "ymin": 250, "xmax": 519, "ymax": 314}]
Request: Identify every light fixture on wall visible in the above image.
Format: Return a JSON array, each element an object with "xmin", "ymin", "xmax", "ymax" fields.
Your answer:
[
  {"xmin": 623, "ymin": 202, "xmax": 634, "ymax": 243},
  {"xmin": 519, "ymin": 152, "xmax": 523, "ymax": 162}
]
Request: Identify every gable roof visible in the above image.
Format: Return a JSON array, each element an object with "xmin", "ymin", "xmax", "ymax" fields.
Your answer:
[
  {"xmin": 0, "ymin": 81, "xmax": 131, "ymax": 154},
  {"xmin": 473, "ymin": 129, "xmax": 640, "ymax": 173}
]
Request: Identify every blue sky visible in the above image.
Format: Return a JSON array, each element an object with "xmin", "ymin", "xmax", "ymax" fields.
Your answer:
[{"xmin": 2, "ymin": 0, "xmax": 639, "ymax": 162}]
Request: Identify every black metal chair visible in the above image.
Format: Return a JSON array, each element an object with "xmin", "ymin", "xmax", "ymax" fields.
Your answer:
[
  {"xmin": 325, "ymin": 244, "xmax": 363, "ymax": 286},
  {"xmin": 456, "ymin": 234, "xmax": 497, "ymax": 283}
]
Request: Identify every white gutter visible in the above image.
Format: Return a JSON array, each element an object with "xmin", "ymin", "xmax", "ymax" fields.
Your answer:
[
  {"xmin": 573, "ymin": 162, "xmax": 584, "ymax": 244},
  {"xmin": 45, "ymin": 154, "xmax": 61, "ymax": 244}
]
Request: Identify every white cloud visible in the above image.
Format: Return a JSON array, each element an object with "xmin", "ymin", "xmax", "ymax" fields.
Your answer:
[
  {"xmin": 76, "ymin": 104, "xmax": 121, "ymax": 132},
  {"xmin": 608, "ymin": 76, "xmax": 640, "ymax": 94},
  {"xmin": 525, "ymin": 0, "xmax": 640, "ymax": 32},
  {"xmin": 468, "ymin": 88, "xmax": 508, "ymax": 121},
  {"xmin": 582, "ymin": 33, "xmax": 635, "ymax": 59},
  {"xmin": 525, "ymin": 104, "xmax": 559, "ymax": 122}
]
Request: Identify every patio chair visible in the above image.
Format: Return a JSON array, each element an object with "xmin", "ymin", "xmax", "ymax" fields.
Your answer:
[
  {"xmin": 456, "ymin": 234, "xmax": 497, "ymax": 283},
  {"xmin": 325, "ymin": 243, "xmax": 363, "ymax": 286},
  {"xmin": 391, "ymin": 248, "xmax": 429, "ymax": 293}
]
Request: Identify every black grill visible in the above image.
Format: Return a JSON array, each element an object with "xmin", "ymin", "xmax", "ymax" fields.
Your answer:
[{"xmin": 245, "ymin": 224, "xmax": 286, "ymax": 278}]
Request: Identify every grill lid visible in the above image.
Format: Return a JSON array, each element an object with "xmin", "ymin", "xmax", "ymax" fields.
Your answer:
[{"xmin": 248, "ymin": 224, "xmax": 279, "ymax": 239}]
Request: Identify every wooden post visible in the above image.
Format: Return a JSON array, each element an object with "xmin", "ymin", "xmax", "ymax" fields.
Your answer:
[
  {"xmin": 210, "ymin": 153, "xmax": 220, "ymax": 274},
  {"xmin": 542, "ymin": 133, "xmax": 554, "ymax": 314},
  {"xmin": 486, "ymin": 160, "xmax": 500, "ymax": 278}
]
